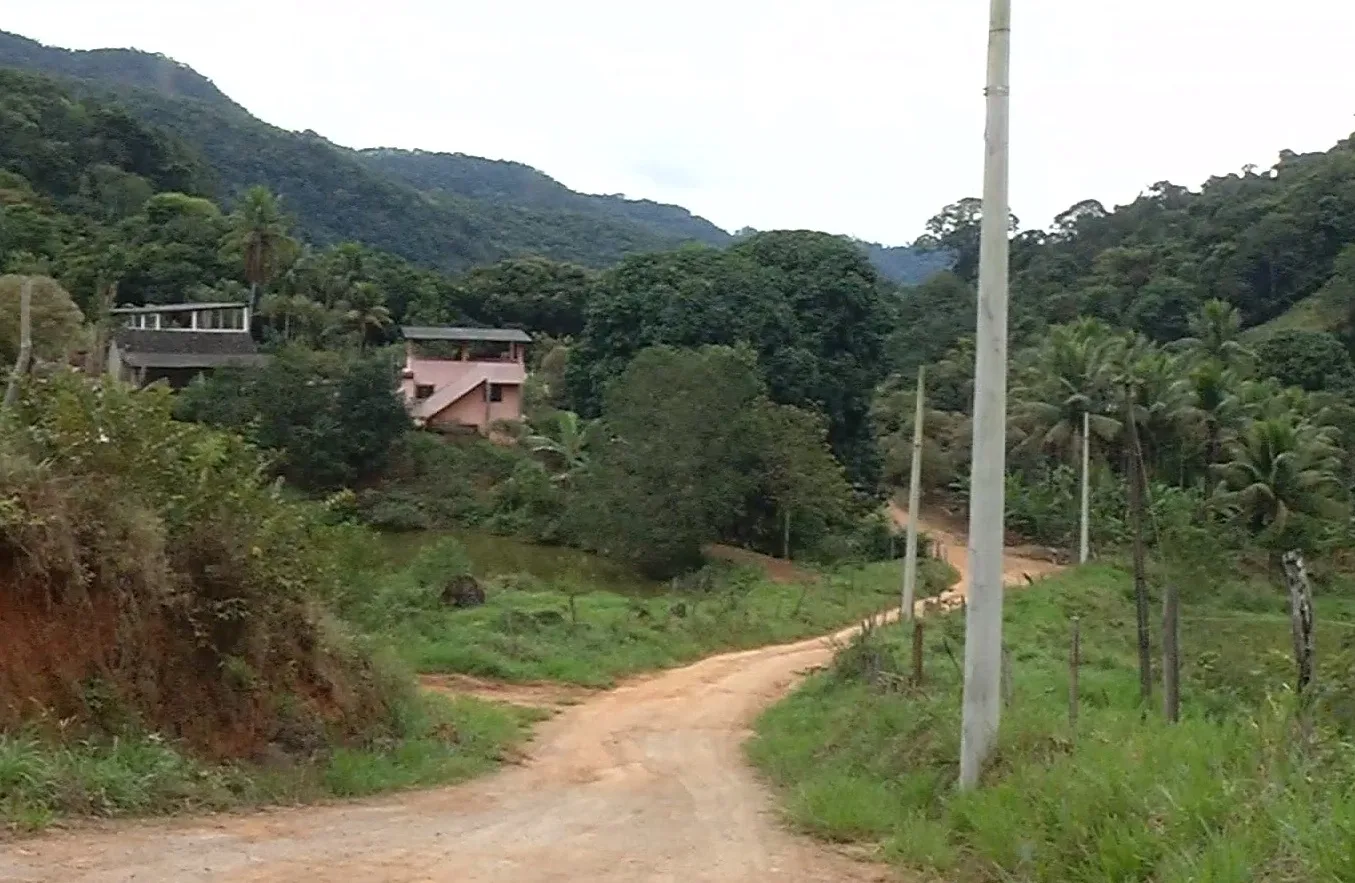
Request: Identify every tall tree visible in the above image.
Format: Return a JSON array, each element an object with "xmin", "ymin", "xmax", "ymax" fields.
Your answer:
[{"xmin": 223, "ymin": 186, "xmax": 296, "ymax": 309}]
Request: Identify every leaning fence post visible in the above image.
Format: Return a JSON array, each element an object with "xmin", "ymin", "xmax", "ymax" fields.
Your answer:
[
  {"xmin": 1282, "ymin": 550, "xmax": 1316, "ymax": 714},
  {"xmin": 1069, "ymin": 616, "xmax": 1081, "ymax": 736}
]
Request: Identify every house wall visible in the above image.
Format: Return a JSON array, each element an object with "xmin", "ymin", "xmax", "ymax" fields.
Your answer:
[{"xmin": 402, "ymin": 356, "xmax": 527, "ymax": 432}]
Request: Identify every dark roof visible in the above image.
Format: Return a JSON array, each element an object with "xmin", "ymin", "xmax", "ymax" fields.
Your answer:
[
  {"xmin": 114, "ymin": 328, "xmax": 260, "ymax": 358},
  {"xmin": 122, "ymin": 352, "xmax": 269, "ymax": 370},
  {"xmin": 402, "ymin": 325, "xmax": 532, "ymax": 344},
  {"xmin": 110, "ymin": 302, "xmax": 246, "ymax": 315}
]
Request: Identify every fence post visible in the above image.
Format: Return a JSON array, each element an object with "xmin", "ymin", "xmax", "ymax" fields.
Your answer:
[
  {"xmin": 1069, "ymin": 616, "xmax": 1081, "ymax": 736},
  {"xmin": 1163, "ymin": 583, "xmax": 1180, "ymax": 723},
  {"xmin": 912, "ymin": 618, "xmax": 925, "ymax": 686},
  {"xmin": 1282, "ymin": 550, "xmax": 1316, "ymax": 703}
]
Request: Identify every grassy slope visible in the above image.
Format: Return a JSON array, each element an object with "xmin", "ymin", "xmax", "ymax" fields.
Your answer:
[
  {"xmin": 748, "ymin": 565, "xmax": 1355, "ymax": 881},
  {"xmin": 0, "ymin": 693, "xmax": 542, "ymax": 834},
  {"xmin": 1244, "ymin": 290, "xmax": 1344, "ymax": 342},
  {"xmin": 353, "ymin": 548, "xmax": 957, "ymax": 688}
]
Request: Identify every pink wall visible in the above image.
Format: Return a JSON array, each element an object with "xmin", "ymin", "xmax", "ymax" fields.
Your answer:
[{"xmin": 403, "ymin": 355, "xmax": 526, "ymax": 432}]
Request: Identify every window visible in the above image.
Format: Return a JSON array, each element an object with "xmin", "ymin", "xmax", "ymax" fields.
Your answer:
[
  {"xmin": 489, "ymin": 384, "xmax": 504, "ymax": 403},
  {"xmin": 415, "ymin": 384, "xmax": 435, "ymax": 400}
]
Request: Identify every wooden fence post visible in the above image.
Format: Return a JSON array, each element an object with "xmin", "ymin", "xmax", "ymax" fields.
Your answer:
[
  {"xmin": 1162, "ymin": 582, "xmax": 1180, "ymax": 723},
  {"xmin": 912, "ymin": 618, "xmax": 924, "ymax": 686},
  {"xmin": 1282, "ymin": 550, "xmax": 1316, "ymax": 702},
  {"xmin": 1069, "ymin": 616, "xmax": 1081, "ymax": 735}
]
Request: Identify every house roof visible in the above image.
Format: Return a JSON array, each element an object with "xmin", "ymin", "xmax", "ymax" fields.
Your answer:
[
  {"xmin": 110, "ymin": 302, "xmax": 247, "ymax": 315},
  {"xmin": 402, "ymin": 325, "xmax": 532, "ymax": 343},
  {"xmin": 114, "ymin": 327, "xmax": 260, "ymax": 358},
  {"xmin": 121, "ymin": 352, "xmax": 269, "ymax": 370}
]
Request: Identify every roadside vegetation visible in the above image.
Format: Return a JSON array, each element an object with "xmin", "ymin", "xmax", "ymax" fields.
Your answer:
[{"xmin": 749, "ymin": 565, "xmax": 1355, "ymax": 881}]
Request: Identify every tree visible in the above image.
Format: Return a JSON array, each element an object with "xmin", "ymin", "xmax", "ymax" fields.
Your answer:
[
  {"xmin": 567, "ymin": 232, "xmax": 890, "ymax": 487},
  {"xmin": 571, "ymin": 345, "xmax": 766, "ymax": 578},
  {"xmin": 1012, "ymin": 319, "xmax": 1120, "ymax": 560},
  {"xmin": 1256, "ymin": 330, "xmax": 1355, "ymax": 394},
  {"xmin": 176, "ymin": 347, "xmax": 410, "ymax": 491},
  {"xmin": 0, "ymin": 275, "xmax": 85, "ymax": 364},
  {"xmin": 1212, "ymin": 415, "xmax": 1345, "ymax": 555},
  {"xmin": 341, "ymin": 283, "xmax": 393, "ymax": 349},
  {"xmin": 917, "ymin": 198, "xmax": 1019, "ymax": 283},
  {"xmin": 524, "ymin": 410, "xmax": 592, "ymax": 486},
  {"xmin": 751, "ymin": 401, "xmax": 852, "ymax": 559},
  {"xmin": 222, "ymin": 186, "xmax": 296, "ymax": 309},
  {"xmin": 1172, "ymin": 298, "xmax": 1255, "ymax": 371}
]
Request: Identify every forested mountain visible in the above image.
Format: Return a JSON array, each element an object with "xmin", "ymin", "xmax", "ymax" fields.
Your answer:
[
  {"xmin": 0, "ymin": 32, "xmax": 729, "ymax": 273},
  {"xmin": 358, "ymin": 148, "xmax": 731, "ymax": 247},
  {"xmin": 0, "ymin": 31, "xmax": 947, "ymax": 283}
]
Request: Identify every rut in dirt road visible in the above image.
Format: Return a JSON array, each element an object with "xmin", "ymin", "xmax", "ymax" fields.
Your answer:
[{"xmin": 2, "ymin": 512, "xmax": 1059, "ymax": 883}]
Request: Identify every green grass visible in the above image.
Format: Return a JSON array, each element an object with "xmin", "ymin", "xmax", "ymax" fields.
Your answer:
[
  {"xmin": 1245, "ymin": 291, "xmax": 1345, "ymax": 342},
  {"xmin": 367, "ymin": 555, "xmax": 955, "ymax": 687},
  {"xmin": 747, "ymin": 564, "xmax": 1355, "ymax": 881},
  {"xmin": 0, "ymin": 693, "xmax": 541, "ymax": 834}
]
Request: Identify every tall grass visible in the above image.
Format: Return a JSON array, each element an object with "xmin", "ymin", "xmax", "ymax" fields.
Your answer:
[
  {"xmin": 337, "ymin": 536, "xmax": 956, "ymax": 687},
  {"xmin": 748, "ymin": 565, "xmax": 1355, "ymax": 881},
  {"xmin": 0, "ymin": 692, "xmax": 542, "ymax": 834}
]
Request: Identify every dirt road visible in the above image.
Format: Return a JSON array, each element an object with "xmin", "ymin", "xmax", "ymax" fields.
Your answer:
[{"xmin": 2, "ymin": 512, "xmax": 1059, "ymax": 883}]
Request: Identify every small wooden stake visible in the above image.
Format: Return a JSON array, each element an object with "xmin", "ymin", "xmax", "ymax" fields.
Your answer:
[{"xmin": 1069, "ymin": 616, "xmax": 1081, "ymax": 734}]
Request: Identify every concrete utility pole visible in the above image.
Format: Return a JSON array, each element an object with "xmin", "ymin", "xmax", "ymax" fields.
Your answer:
[
  {"xmin": 1079, "ymin": 410, "xmax": 1091, "ymax": 564},
  {"xmin": 959, "ymin": 0, "xmax": 1012, "ymax": 791},
  {"xmin": 901, "ymin": 366, "xmax": 926, "ymax": 621}
]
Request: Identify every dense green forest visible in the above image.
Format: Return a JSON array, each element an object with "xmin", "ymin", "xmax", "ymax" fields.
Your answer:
[{"xmin": 0, "ymin": 30, "xmax": 948, "ymax": 284}]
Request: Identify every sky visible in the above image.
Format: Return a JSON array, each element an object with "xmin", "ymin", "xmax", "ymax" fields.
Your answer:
[{"xmin": 7, "ymin": 1, "xmax": 1355, "ymax": 246}]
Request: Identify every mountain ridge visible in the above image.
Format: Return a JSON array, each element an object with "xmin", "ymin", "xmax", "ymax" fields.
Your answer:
[{"xmin": 0, "ymin": 29, "xmax": 948, "ymax": 283}]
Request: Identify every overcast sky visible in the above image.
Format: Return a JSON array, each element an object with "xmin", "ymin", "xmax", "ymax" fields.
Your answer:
[{"xmin": 8, "ymin": 1, "xmax": 1355, "ymax": 246}]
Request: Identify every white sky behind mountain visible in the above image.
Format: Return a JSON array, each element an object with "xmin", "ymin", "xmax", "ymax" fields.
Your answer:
[{"xmin": 9, "ymin": 1, "xmax": 1355, "ymax": 246}]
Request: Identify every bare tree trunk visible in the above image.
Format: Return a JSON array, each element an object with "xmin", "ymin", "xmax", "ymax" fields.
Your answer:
[
  {"xmin": 912, "ymin": 619, "xmax": 925, "ymax": 686},
  {"xmin": 2, "ymin": 277, "xmax": 33, "ymax": 416},
  {"xmin": 1163, "ymin": 582, "xmax": 1180, "ymax": 722},
  {"xmin": 1124, "ymin": 385, "xmax": 1153, "ymax": 704},
  {"xmin": 782, "ymin": 508, "xmax": 792, "ymax": 561},
  {"xmin": 1282, "ymin": 551, "xmax": 1316, "ymax": 701}
]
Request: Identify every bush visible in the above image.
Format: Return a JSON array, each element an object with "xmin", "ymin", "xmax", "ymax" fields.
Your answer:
[{"xmin": 1, "ymin": 371, "xmax": 405, "ymax": 756}]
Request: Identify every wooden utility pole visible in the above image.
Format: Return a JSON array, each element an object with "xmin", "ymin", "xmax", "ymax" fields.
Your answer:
[
  {"xmin": 959, "ymin": 0, "xmax": 1012, "ymax": 791},
  {"xmin": 1079, "ymin": 410, "xmax": 1091, "ymax": 564},
  {"xmin": 2, "ymin": 277, "xmax": 33, "ymax": 416},
  {"xmin": 901, "ymin": 366, "xmax": 926, "ymax": 621},
  {"xmin": 1124, "ymin": 383, "xmax": 1153, "ymax": 704}
]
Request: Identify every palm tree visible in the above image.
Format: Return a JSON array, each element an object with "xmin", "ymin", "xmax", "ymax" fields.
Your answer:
[
  {"xmin": 223, "ymin": 186, "xmax": 296, "ymax": 310},
  {"xmin": 1171, "ymin": 298, "xmax": 1254, "ymax": 371},
  {"xmin": 1011, "ymin": 318, "xmax": 1120, "ymax": 562},
  {"xmin": 525, "ymin": 410, "xmax": 591, "ymax": 484},
  {"xmin": 341, "ymin": 283, "xmax": 392, "ymax": 349},
  {"xmin": 1213, "ymin": 415, "xmax": 1345, "ymax": 552},
  {"xmin": 1185, "ymin": 359, "xmax": 1244, "ymax": 468}
]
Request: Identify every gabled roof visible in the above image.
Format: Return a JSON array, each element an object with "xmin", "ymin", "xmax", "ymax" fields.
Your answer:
[{"xmin": 402, "ymin": 325, "xmax": 532, "ymax": 344}]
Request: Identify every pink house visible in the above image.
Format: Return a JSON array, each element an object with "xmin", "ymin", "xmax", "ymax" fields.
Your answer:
[{"xmin": 400, "ymin": 326, "xmax": 531, "ymax": 433}]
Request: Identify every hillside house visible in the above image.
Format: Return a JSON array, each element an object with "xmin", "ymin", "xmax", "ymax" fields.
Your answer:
[
  {"xmin": 400, "ymin": 326, "xmax": 530, "ymax": 433},
  {"xmin": 107, "ymin": 302, "xmax": 265, "ymax": 388}
]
